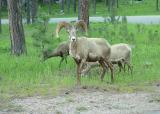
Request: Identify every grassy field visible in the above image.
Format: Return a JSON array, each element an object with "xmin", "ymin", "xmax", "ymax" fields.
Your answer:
[
  {"xmin": 29, "ymin": 0, "xmax": 160, "ymax": 17},
  {"xmin": 0, "ymin": 21, "xmax": 160, "ymax": 103},
  {"xmin": 1, "ymin": 0, "xmax": 160, "ymax": 18}
]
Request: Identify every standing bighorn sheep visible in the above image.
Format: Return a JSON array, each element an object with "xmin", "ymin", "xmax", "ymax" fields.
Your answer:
[
  {"xmin": 43, "ymin": 41, "xmax": 69, "ymax": 68},
  {"xmin": 55, "ymin": 21, "xmax": 114, "ymax": 85}
]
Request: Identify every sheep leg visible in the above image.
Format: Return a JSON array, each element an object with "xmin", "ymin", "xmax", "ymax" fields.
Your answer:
[
  {"xmin": 81, "ymin": 63, "xmax": 92, "ymax": 76},
  {"xmin": 59, "ymin": 57, "xmax": 64, "ymax": 68},
  {"xmin": 128, "ymin": 64, "xmax": 130, "ymax": 73},
  {"xmin": 74, "ymin": 59, "xmax": 81, "ymax": 85},
  {"xmin": 64, "ymin": 57, "xmax": 67, "ymax": 64},
  {"xmin": 130, "ymin": 65, "xmax": 133, "ymax": 75},
  {"xmin": 76, "ymin": 63, "xmax": 81, "ymax": 85},
  {"xmin": 127, "ymin": 63, "xmax": 133, "ymax": 75},
  {"xmin": 79, "ymin": 59, "xmax": 87, "ymax": 74},
  {"xmin": 63, "ymin": 54, "xmax": 68, "ymax": 64},
  {"xmin": 118, "ymin": 61, "xmax": 124, "ymax": 73},
  {"xmin": 81, "ymin": 62, "xmax": 100, "ymax": 76},
  {"xmin": 118, "ymin": 62, "xmax": 122, "ymax": 72},
  {"xmin": 124, "ymin": 64, "xmax": 126, "ymax": 72},
  {"xmin": 59, "ymin": 55, "xmax": 68, "ymax": 68},
  {"xmin": 99, "ymin": 61, "xmax": 107, "ymax": 82},
  {"xmin": 105, "ymin": 60, "xmax": 114, "ymax": 83}
]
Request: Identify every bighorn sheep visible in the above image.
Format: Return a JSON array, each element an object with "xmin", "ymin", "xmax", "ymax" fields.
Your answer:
[
  {"xmin": 110, "ymin": 43, "xmax": 133, "ymax": 74},
  {"xmin": 81, "ymin": 43, "xmax": 133, "ymax": 75},
  {"xmin": 43, "ymin": 41, "xmax": 69, "ymax": 68},
  {"xmin": 55, "ymin": 20, "xmax": 114, "ymax": 85}
]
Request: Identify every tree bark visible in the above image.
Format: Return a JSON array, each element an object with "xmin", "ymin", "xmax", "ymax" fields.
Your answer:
[
  {"xmin": 80, "ymin": 0, "xmax": 89, "ymax": 27},
  {"xmin": 78, "ymin": 0, "xmax": 80, "ymax": 19},
  {"xmin": 109, "ymin": 0, "xmax": 116, "ymax": 24},
  {"xmin": 156, "ymin": 0, "xmax": 159, "ymax": 11},
  {"xmin": 31, "ymin": 0, "xmax": 38, "ymax": 23},
  {"xmin": 117, "ymin": 0, "xmax": 119, "ymax": 8},
  {"xmin": 26, "ymin": 0, "xmax": 31, "ymax": 24},
  {"xmin": 105, "ymin": 0, "xmax": 109, "ymax": 6},
  {"xmin": 7, "ymin": 0, "xmax": 26, "ymax": 56},
  {"xmin": 93, "ymin": 0, "xmax": 96, "ymax": 14},
  {"xmin": 73, "ymin": 0, "xmax": 76, "ymax": 13},
  {"xmin": 60, "ymin": 0, "xmax": 64, "ymax": 12},
  {"xmin": 67, "ymin": 0, "xmax": 70, "ymax": 13},
  {"xmin": 48, "ymin": 0, "xmax": 52, "ymax": 14}
]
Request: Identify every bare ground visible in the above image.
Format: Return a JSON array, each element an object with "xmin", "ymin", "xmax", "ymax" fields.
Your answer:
[{"xmin": 0, "ymin": 85, "xmax": 160, "ymax": 114}]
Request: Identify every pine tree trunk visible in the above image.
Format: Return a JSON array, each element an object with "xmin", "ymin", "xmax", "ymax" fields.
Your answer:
[
  {"xmin": 109, "ymin": 0, "xmax": 116, "ymax": 24},
  {"xmin": 156, "ymin": 0, "xmax": 159, "ymax": 11},
  {"xmin": 67, "ymin": 0, "xmax": 70, "ymax": 13},
  {"xmin": 48, "ymin": 0, "xmax": 51, "ymax": 14},
  {"xmin": 106, "ymin": 0, "xmax": 109, "ymax": 6},
  {"xmin": 60, "ymin": 0, "xmax": 64, "ymax": 12},
  {"xmin": 26, "ymin": 0, "xmax": 31, "ymax": 24},
  {"xmin": 93, "ymin": 0, "xmax": 96, "ymax": 14},
  {"xmin": 78, "ymin": 0, "xmax": 80, "ymax": 20},
  {"xmin": 73, "ymin": 0, "xmax": 76, "ymax": 13},
  {"xmin": 31, "ymin": 0, "xmax": 38, "ymax": 23},
  {"xmin": 7, "ymin": 0, "xmax": 26, "ymax": 56},
  {"xmin": 108, "ymin": 0, "xmax": 111, "ymax": 12},
  {"xmin": 117, "ymin": 0, "xmax": 119, "ymax": 8},
  {"xmin": 80, "ymin": 0, "xmax": 89, "ymax": 27}
]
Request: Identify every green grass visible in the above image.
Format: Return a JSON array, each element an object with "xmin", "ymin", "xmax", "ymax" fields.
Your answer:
[
  {"xmin": 0, "ymin": 22, "xmax": 160, "ymax": 103},
  {"xmin": 1, "ymin": 0, "xmax": 160, "ymax": 18},
  {"xmin": 31, "ymin": 0, "xmax": 160, "ymax": 17}
]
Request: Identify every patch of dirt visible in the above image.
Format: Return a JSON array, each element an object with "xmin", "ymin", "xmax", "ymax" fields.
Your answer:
[{"xmin": 0, "ymin": 85, "xmax": 160, "ymax": 114}]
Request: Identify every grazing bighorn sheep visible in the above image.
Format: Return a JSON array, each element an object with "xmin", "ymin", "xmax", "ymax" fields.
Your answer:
[
  {"xmin": 55, "ymin": 20, "xmax": 114, "ymax": 85},
  {"xmin": 81, "ymin": 43, "xmax": 133, "ymax": 75},
  {"xmin": 43, "ymin": 41, "xmax": 69, "ymax": 68}
]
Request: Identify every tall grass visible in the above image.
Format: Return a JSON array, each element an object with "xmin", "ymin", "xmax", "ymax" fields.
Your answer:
[{"xmin": 0, "ymin": 23, "xmax": 160, "ymax": 98}]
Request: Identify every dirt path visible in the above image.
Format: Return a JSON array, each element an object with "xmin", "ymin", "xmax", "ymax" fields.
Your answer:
[{"xmin": 0, "ymin": 85, "xmax": 160, "ymax": 114}]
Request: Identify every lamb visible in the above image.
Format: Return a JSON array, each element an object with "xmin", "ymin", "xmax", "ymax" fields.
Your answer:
[
  {"xmin": 110, "ymin": 43, "xmax": 133, "ymax": 74},
  {"xmin": 81, "ymin": 43, "xmax": 133, "ymax": 75},
  {"xmin": 43, "ymin": 41, "xmax": 69, "ymax": 68},
  {"xmin": 55, "ymin": 20, "xmax": 114, "ymax": 85}
]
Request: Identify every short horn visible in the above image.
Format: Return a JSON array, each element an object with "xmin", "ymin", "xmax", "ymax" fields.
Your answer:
[
  {"xmin": 75, "ymin": 20, "xmax": 88, "ymax": 36},
  {"xmin": 55, "ymin": 21, "xmax": 71, "ymax": 38}
]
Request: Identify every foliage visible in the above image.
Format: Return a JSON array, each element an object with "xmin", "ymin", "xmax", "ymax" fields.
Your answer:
[
  {"xmin": 31, "ymin": 13, "xmax": 50, "ymax": 52},
  {"xmin": 0, "ymin": 23, "xmax": 160, "ymax": 99},
  {"xmin": 1, "ymin": 0, "xmax": 160, "ymax": 18}
]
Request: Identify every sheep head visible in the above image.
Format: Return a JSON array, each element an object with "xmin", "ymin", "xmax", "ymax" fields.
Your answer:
[{"xmin": 55, "ymin": 20, "xmax": 88, "ymax": 42}]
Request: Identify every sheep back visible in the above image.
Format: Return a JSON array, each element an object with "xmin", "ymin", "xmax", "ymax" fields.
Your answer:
[
  {"xmin": 72, "ymin": 37, "xmax": 111, "ymax": 61},
  {"xmin": 110, "ymin": 43, "xmax": 131, "ymax": 63}
]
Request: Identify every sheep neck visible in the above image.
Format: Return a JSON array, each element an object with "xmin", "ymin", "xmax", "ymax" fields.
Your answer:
[
  {"xmin": 69, "ymin": 40, "xmax": 78, "ymax": 59},
  {"xmin": 48, "ymin": 50, "xmax": 60, "ymax": 58}
]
